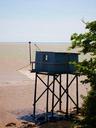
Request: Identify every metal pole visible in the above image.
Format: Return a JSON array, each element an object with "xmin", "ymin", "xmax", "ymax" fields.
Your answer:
[
  {"xmin": 46, "ymin": 74, "xmax": 49, "ymax": 120},
  {"xmin": 76, "ymin": 75, "xmax": 79, "ymax": 114},
  {"xmin": 52, "ymin": 75, "xmax": 55, "ymax": 116},
  {"xmin": 29, "ymin": 41, "xmax": 32, "ymax": 64},
  {"xmin": 33, "ymin": 73, "xmax": 37, "ymax": 118},
  {"xmin": 66, "ymin": 74, "xmax": 69, "ymax": 115},
  {"xmin": 59, "ymin": 74, "xmax": 62, "ymax": 111}
]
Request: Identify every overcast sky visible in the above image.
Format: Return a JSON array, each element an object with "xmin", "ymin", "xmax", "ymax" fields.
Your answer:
[{"xmin": 0, "ymin": 0, "xmax": 96, "ymax": 43}]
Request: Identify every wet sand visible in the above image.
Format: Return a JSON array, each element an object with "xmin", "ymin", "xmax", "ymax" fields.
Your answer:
[{"xmin": 0, "ymin": 43, "xmax": 89, "ymax": 128}]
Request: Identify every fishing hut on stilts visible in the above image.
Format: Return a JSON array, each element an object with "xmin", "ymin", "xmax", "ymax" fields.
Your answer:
[{"xmin": 29, "ymin": 42, "xmax": 79, "ymax": 123}]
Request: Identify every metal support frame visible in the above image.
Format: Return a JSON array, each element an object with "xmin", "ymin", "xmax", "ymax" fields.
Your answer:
[{"xmin": 33, "ymin": 73, "xmax": 79, "ymax": 119}]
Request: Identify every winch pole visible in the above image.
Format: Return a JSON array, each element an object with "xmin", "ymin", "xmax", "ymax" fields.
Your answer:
[{"xmin": 28, "ymin": 41, "xmax": 32, "ymax": 64}]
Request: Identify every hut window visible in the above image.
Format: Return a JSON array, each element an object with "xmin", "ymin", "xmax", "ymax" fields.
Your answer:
[{"xmin": 43, "ymin": 54, "xmax": 48, "ymax": 62}]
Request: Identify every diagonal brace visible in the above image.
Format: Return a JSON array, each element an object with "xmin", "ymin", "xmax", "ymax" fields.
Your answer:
[
  {"xmin": 33, "ymin": 74, "xmax": 60, "ymax": 105},
  {"xmin": 51, "ymin": 75, "xmax": 78, "ymax": 111}
]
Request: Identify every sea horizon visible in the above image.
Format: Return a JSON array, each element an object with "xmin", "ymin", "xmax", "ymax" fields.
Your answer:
[{"xmin": 0, "ymin": 41, "xmax": 71, "ymax": 44}]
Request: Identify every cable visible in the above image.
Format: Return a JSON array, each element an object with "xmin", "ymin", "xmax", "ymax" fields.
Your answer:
[
  {"xmin": 34, "ymin": 43, "xmax": 41, "ymax": 51},
  {"xmin": 16, "ymin": 63, "xmax": 31, "ymax": 71}
]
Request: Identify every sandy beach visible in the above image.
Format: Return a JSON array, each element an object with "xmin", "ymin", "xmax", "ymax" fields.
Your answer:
[{"xmin": 0, "ymin": 43, "xmax": 89, "ymax": 128}]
